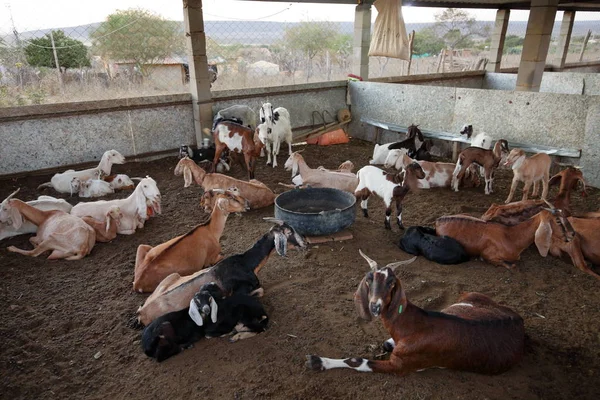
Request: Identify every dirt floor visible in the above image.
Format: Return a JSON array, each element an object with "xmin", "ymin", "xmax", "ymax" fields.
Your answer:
[{"xmin": 1, "ymin": 138, "xmax": 599, "ymax": 400}]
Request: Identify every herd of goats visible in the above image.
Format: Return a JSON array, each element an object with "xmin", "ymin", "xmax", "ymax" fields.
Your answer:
[{"xmin": 1, "ymin": 102, "xmax": 599, "ymax": 378}]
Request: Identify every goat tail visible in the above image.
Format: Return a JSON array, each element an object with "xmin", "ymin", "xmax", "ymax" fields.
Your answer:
[{"xmin": 37, "ymin": 182, "xmax": 53, "ymax": 190}]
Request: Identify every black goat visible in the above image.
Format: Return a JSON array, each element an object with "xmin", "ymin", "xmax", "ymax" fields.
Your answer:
[
  {"xmin": 388, "ymin": 124, "xmax": 424, "ymax": 155},
  {"xmin": 179, "ymin": 144, "xmax": 230, "ymax": 173},
  {"xmin": 142, "ymin": 283, "xmax": 269, "ymax": 362},
  {"xmin": 399, "ymin": 226, "xmax": 469, "ymax": 265},
  {"xmin": 411, "ymin": 139, "xmax": 434, "ymax": 161}
]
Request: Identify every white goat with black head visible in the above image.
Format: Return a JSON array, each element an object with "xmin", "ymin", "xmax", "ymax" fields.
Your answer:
[{"xmin": 258, "ymin": 102, "xmax": 293, "ymax": 167}]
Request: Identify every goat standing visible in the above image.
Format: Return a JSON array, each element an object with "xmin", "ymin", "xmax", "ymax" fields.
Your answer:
[
  {"xmin": 503, "ymin": 149, "xmax": 551, "ymax": 204},
  {"xmin": 306, "ymin": 250, "xmax": 524, "ymax": 375},
  {"xmin": 258, "ymin": 102, "xmax": 293, "ymax": 167},
  {"xmin": 451, "ymin": 139, "xmax": 509, "ymax": 194}
]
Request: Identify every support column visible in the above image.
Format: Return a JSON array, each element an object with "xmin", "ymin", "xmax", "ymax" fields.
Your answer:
[
  {"xmin": 486, "ymin": 9, "xmax": 510, "ymax": 72},
  {"xmin": 515, "ymin": 0, "xmax": 558, "ymax": 92},
  {"xmin": 183, "ymin": 0, "xmax": 213, "ymax": 145},
  {"xmin": 552, "ymin": 11, "xmax": 575, "ymax": 69},
  {"xmin": 352, "ymin": 3, "xmax": 371, "ymax": 80}
]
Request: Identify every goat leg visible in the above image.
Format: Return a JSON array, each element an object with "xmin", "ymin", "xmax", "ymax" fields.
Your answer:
[
  {"xmin": 521, "ymin": 181, "xmax": 532, "ymax": 201},
  {"xmin": 395, "ymin": 201, "xmax": 404, "ymax": 230},
  {"xmin": 384, "ymin": 208, "xmax": 392, "ymax": 230},
  {"xmin": 306, "ymin": 355, "xmax": 401, "ymax": 374},
  {"xmin": 505, "ymin": 177, "xmax": 519, "ymax": 204}
]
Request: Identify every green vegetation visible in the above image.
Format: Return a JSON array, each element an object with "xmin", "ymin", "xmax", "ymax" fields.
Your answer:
[{"xmin": 24, "ymin": 30, "xmax": 90, "ymax": 71}]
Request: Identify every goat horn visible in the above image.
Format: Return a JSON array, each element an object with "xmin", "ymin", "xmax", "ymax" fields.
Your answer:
[
  {"xmin": 543, "ymin": 198, "xmax": 555, "ymax": 209},
  {"xmin": 358, "ymin": 249, "xmax": 378, "ymax": 271},
  {"xmin": 263, "ymin": 217, "xmax": 285, "ymax": 225},
  {"xmin": 5, "ymin": 188, "xmax": 20, "ymax": 201},
  {"xmin": 130, "ymin": 177, "xmax": 144, "ymax": 181},
  {"xmin": 385, "ymin": 256, "xmax": 418, "ymax": 271}
]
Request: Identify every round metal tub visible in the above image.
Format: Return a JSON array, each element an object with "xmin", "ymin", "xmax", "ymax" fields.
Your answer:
[{"xmin": 274, "ymin": 187, "xmax": 356, "ymax": 236}]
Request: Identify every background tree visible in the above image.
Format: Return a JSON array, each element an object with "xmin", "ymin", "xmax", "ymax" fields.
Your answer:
[
  {"xmin": 90, "ymin": 8, "xmax": 185, "ymax": 76},
  {"xmin": 24, "ymin": 30, "xmax": 90, "ymax": 71},
  {"xmin": 284, "ymin": 21, "xmax": 338, "ymax": 81},
  {"xmin": 413, "ymin": 28, "xmax": 445, "ymax": 56},
  {"xmin": 433, "ymin": 9, "xmax": 489, "ymax": 52},
  {"xmin": 329, "ymin": 33, "xmax": 352, "ymax": 71}
]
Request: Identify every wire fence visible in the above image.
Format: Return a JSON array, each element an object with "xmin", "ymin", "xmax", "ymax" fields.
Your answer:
[{"xmin": 1, "ymin": 1, "xmax": 599, "ymax": 108}]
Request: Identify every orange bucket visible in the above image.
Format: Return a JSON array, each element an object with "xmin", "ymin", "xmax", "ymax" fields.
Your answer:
[{"xmin": 306, "ymin": 129, "xmax": 349, "ymax": 146}]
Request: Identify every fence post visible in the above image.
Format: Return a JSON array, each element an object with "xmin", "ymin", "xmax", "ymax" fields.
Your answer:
[
  {"xmin": 552, "ymin": 11, "xmax": 575, "ymax": 69},
  {"xmin": 579, "ymin": 29, "xmax": 592, "ymax": 62},
  {"xmin": 183, "ymin": 0, "xmax": 213, "ymax": 146},
  {"xmin": 49, "ymin": 30, "xmax": 64, "ymax": 95},
  {"xmin": 486, "ymin": 9, "xmax": 510, "ymax": 73}
]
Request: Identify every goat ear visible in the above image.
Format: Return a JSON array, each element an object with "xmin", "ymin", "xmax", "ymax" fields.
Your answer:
[
  {"xmin": 353, "ymin": 276, "xmax": 372, "ymax": 321},
  {"xmin": 9, "ymin": 206, "xmax": 23, "ymax": 230},
  {"xmin": 183, "ymin": 167, "xmax": 193, "ymax": 188},
  {"xmin": 209, "ymin": 296, "xmax": 218, "ymax": 324},
  {"xmin": 274, "ymin": 231, "xmax": 288, "ymax": 256},
  {"xmin": 534, "ymin": 218, "xmax": 552, "ymax": 257},
  {"xmin": 188, "ymin": 298, "xmax": 204, "ymax": 327}
]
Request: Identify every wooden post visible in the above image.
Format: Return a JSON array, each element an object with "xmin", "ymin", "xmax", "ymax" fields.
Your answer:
[
  {"xmin": 452, "ymin": 142, "xmax": 460, "ymax": 162},
  {"xmin": 406, "ymin": 30, "xmax": 415, "ymax": 76},
  {"xmin": 49, "ymin": 30, "xmax": 64, "ymax": 95},
  {"xmin": 579, "ymin": 29, "xmax": 592, "ymax": 62}
]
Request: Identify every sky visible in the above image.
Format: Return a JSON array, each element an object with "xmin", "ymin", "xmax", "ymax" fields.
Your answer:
[{"xmin": 3, "ymin": 0, "xmax": 600, "ymax": 32}]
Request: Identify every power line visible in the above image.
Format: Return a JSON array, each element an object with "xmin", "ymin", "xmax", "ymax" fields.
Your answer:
[{"xmin": 203, "ymin": 4, "xmax": 293, "ymax": 21}]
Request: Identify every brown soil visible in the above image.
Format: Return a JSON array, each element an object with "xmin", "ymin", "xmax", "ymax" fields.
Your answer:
[{"xmin": 1, "ymin": 139, "xmax": 599, "ymax": 400}]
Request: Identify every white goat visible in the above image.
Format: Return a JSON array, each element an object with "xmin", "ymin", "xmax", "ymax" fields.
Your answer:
[
  {"xmin": 258, "ymin": 103, "xmax": 293, "ymax": 167},
  {"xmin": 106, "ymin": 174, "xmax": 135, "ymax": 190},
  {"xmin": 38, "ymin": 150, "xmax": 125, "ymax": 193},
  {"xmin": 384, "ymin": 150, "xmax": 455, "ymax": 189},
  {"xmin": 284, "ymin": 152, "xmax": 358, "ymax": 192},
  {"xmin": 0, "ymin": 194, "xmax": 72, "ymax": 241},
  {"xmin": 72, "ymin": 178, "xmax": 115, "ymax": 198},
  {"xmin": 70, "ymin": 176, "xmax": 161, "ymax": 235},
  {"xmin": 370, "ymin": 145, "xmax": 409, "ymax": 165}
]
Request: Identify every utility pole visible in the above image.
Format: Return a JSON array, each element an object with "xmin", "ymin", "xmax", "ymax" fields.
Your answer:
[{"xmin": 49, "ymin": 30, "xmax": 64, "ymax": 94}]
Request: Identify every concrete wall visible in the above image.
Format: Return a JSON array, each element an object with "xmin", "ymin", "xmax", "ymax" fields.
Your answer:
[
  {"xmin": 484, "ymin": 72, "xmax": 600, "ymax": 95},
  {"xmin": 0, "ymin": 81, "xmax": 348, "ymax": 177},
  {"xmin": 0, "ymin": 94, "xmax": 195, "ymax": 176},
  {"xmin": 349, "ymin": 81, "xmax": 600, "ymax": 186}
]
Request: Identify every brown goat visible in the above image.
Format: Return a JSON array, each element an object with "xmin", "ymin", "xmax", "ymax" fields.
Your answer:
[
  {"xmin": 203, "ymin": 121, "xmax": 263, "ymax": 179},
  {"xmin": 435, "ymin": 209, "xmax": 591, "ymax": 276},
  {"xmin": 133, "ymin": 190, "xmax": 250, "ymax": 293},
  {"xmin": 503, "ymin": 149, "xmax": 551, "ymax": 204},
  {"xmin": 451, "ymin": 139, "xmax": 509, "ymax": 195},
  {"xmin": 174, "ymin": 157, "xmax": 275, "ymax": 210},
  {"xmin": 306, "ymin": 250, "xmax": 524, "ymax": 375},
  {"xmin": 481, "ymin": 166, "xmax": 587, "ymax": 225}
]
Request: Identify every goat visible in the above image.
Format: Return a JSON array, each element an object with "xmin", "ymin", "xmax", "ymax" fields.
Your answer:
[
  {"xmin": 174, "ymin": 157, "xmax": 275, "ymax": 210},
  {"xmin": 133, "ymin": 190, "xmax": 250, "ymax": 293},
  {"xmin": 257, "ymin": 103, "xmax": 293, "ymax": 167},
  {"xmin": 75, "ymin": 178, "xmax": 115, "ymax": 198},
  {"xmin": 142, "ymin": 282, "xmax": 269, "ymax": 362},
  {"xmin": 414, "ymin": 139, "xmax": 434, "ymax": 161},
  {"xmin": 355, "ymin": 163, "xmax": 425, "ymax": 230},
  {"xmin": 0, "ymin": 189, "xmax": 96, "ymax": 260},
  {"xmin": 435, "ymin": 208, "xmax": 592, "ymax": 276},
  {"xmin": 104, "ymin": 174, "xmax": 135, "ymax": 190},
  {"xmin": 460, "ymin": 124, "xmax": 493, "ymax": 150},
  {"xmin": 71, "ymin": 176, "xmax": 161, "ymax": 235},
  {"xmin": 399, "ymin": 226, "xmax": 470, "ymax": 264},
  {"xmin": 481, "ymin": 166, "xmax": 587, "ymax": 225},
  {"xmin": 37, "ymin": 150, "xmax": 125, "ymax": 193},
  {"xmin": 385, "ymin": 150, "xmax": 458, "ymax": 189},
  {"xmin": 451, "ymin": 140, "xmax": 509, "ymax": 195},
  {"xmin": 503, "ymin": 149, "xmax": 551, "ymax": 204},
  {"xmin": 214, "ymin": 105, "xmax": 257, "ymax": 131},
  {"xmin": 306, "ymin": 250, "xmax": 525, "ymax": 375},
  {"xmin": 0, "ymin": 194, "xmax": 72, "ymax": 241},
  {"xmin": 82, "ymin": 207, "xmax": 123, "ymax": 243},
  {"xmin": 317, "ymin": 160, "xmax": 354, "ymax": 173},
  {"xmin": 178, "ymin": 145, "xmax": 230, "ymax": 173},
  {"xmin": 369, "ymin": 125, "xmax": 424, "ymax": 165},
  {"xmin": 203, "ymin": 121, "xmax": 262, "ymax": 180},
  {"xmin": 137, "ymin": 220, "xmax": 306, "ymax": 326},
  {"xmin": 284, "ymin": 151, "xmax": 358, "ymax": 192}
]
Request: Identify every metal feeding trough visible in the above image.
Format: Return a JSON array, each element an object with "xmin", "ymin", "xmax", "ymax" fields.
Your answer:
[{"xmin": 274, "ymin": 187, "xmax": 356, "ymax": 236}]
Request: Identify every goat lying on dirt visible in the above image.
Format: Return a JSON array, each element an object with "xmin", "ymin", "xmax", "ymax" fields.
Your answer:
[
  {"xmin": 82, "ymin": 207, "xmax": 123, "ymax": 243},
  {"xmin": 284, "ymin": 151, "xmax": 358, "ymax": 192},
  {"xmin": 175, "ymin": 157, "xmax": 275, "ymax": 210},
  {"xmin": 306, "ymin": 250, "xmax": 524, "ymax": 375},
  {"xmin": 133, "ymin": 189, "xmax": 250, "ymax": 293},
  {"xmin": 399, "ymin": 226, "xmax": 470, "ymax": 264},
  {"xmin": 136, "ymin": 220, "xmax": 306, "ymax": 326},
  {"xmin": 38, "ymin": 150, "xmax": 125, "ymax": 193},
  {"xmin": 142, "ymin": 282, "xmax": 269, "ymax": 362},
  {"xmin": 0, "ymin": 194, "xmax": 72, "ymax": 241},
  {"xmin": 0, "ymin": 189, "xmax": 96, "ymax": 260}
]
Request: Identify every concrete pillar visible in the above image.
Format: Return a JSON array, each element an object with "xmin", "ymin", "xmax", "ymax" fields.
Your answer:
[
  {"xmin": 486, "ymin": 9, "xmax": 510, "ymax": 72},
  {"xmin": 516, "ymin": 0, "xmax": 558, "ymax": 92},
  {"xmin": 352, "ymin": 3, "xmax": 371, "ymax": 80},
  {"xmin": 183, "ymin": 0, "xmax": 213, "ymax": 145},
  {"xmin": 552, "ymin": 11, "xmax": 575, "ymax": 69}
]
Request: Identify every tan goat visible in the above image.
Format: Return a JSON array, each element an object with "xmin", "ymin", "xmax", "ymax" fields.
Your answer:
[
  {"xmin": 284, "ymin": 151, "xmax": 358, "ymax": 192},
  {"xmin": 174, "ymin": 157, "xmax": 275, "ymax": 210},
  {"xmin": 503, "ymin": 149, "xmax": 551, "ymax": 204},
  {"xmin": 0, "ymin": 189, "xmax": 96, "ymax": 260},
  {"xmin": 132, "ymin": 189, "xmax": 250, "ymax": 293},
  {"xmin": 82, "ymin": 207, "xmax": 123, "ymax": 242}
]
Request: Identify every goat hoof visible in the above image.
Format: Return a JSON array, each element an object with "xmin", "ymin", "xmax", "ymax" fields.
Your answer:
[
  {"xmin": 384, "ymin": 223, "xmax": 392, "ymax": 230},
  {"xmin": 398, "ymin": 224, "xmax": 405, "ymax": 230},
  {"xmin": 306, "ymin": 355, "xmax": 325, "ymax": 371},
  {"xmin": 267, "ymin": 162, "xmax": 272, "ymax": 166},
  {"xmin": 382, "ymin": 341, "xmax": 395, "ymax": 352},
  {"xmin": 362, "ymin": 210, "xmax": 369, "ymax": 218}
]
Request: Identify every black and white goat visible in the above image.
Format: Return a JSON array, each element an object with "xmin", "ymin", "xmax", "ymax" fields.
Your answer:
[
  {"xmin": 141, "ymin": 282, "xmax": 269, "ymax": 362},
  {"xmin": 178, "ymin": 144, "xmax": 230, "ymax": 173},
  {"xmin": 258, "ymin": 102, "xmax": 293, "ymax": 167},
  {"xmin": 369, "ymin": 124, "xmax": 425, "ymax": 165}
]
